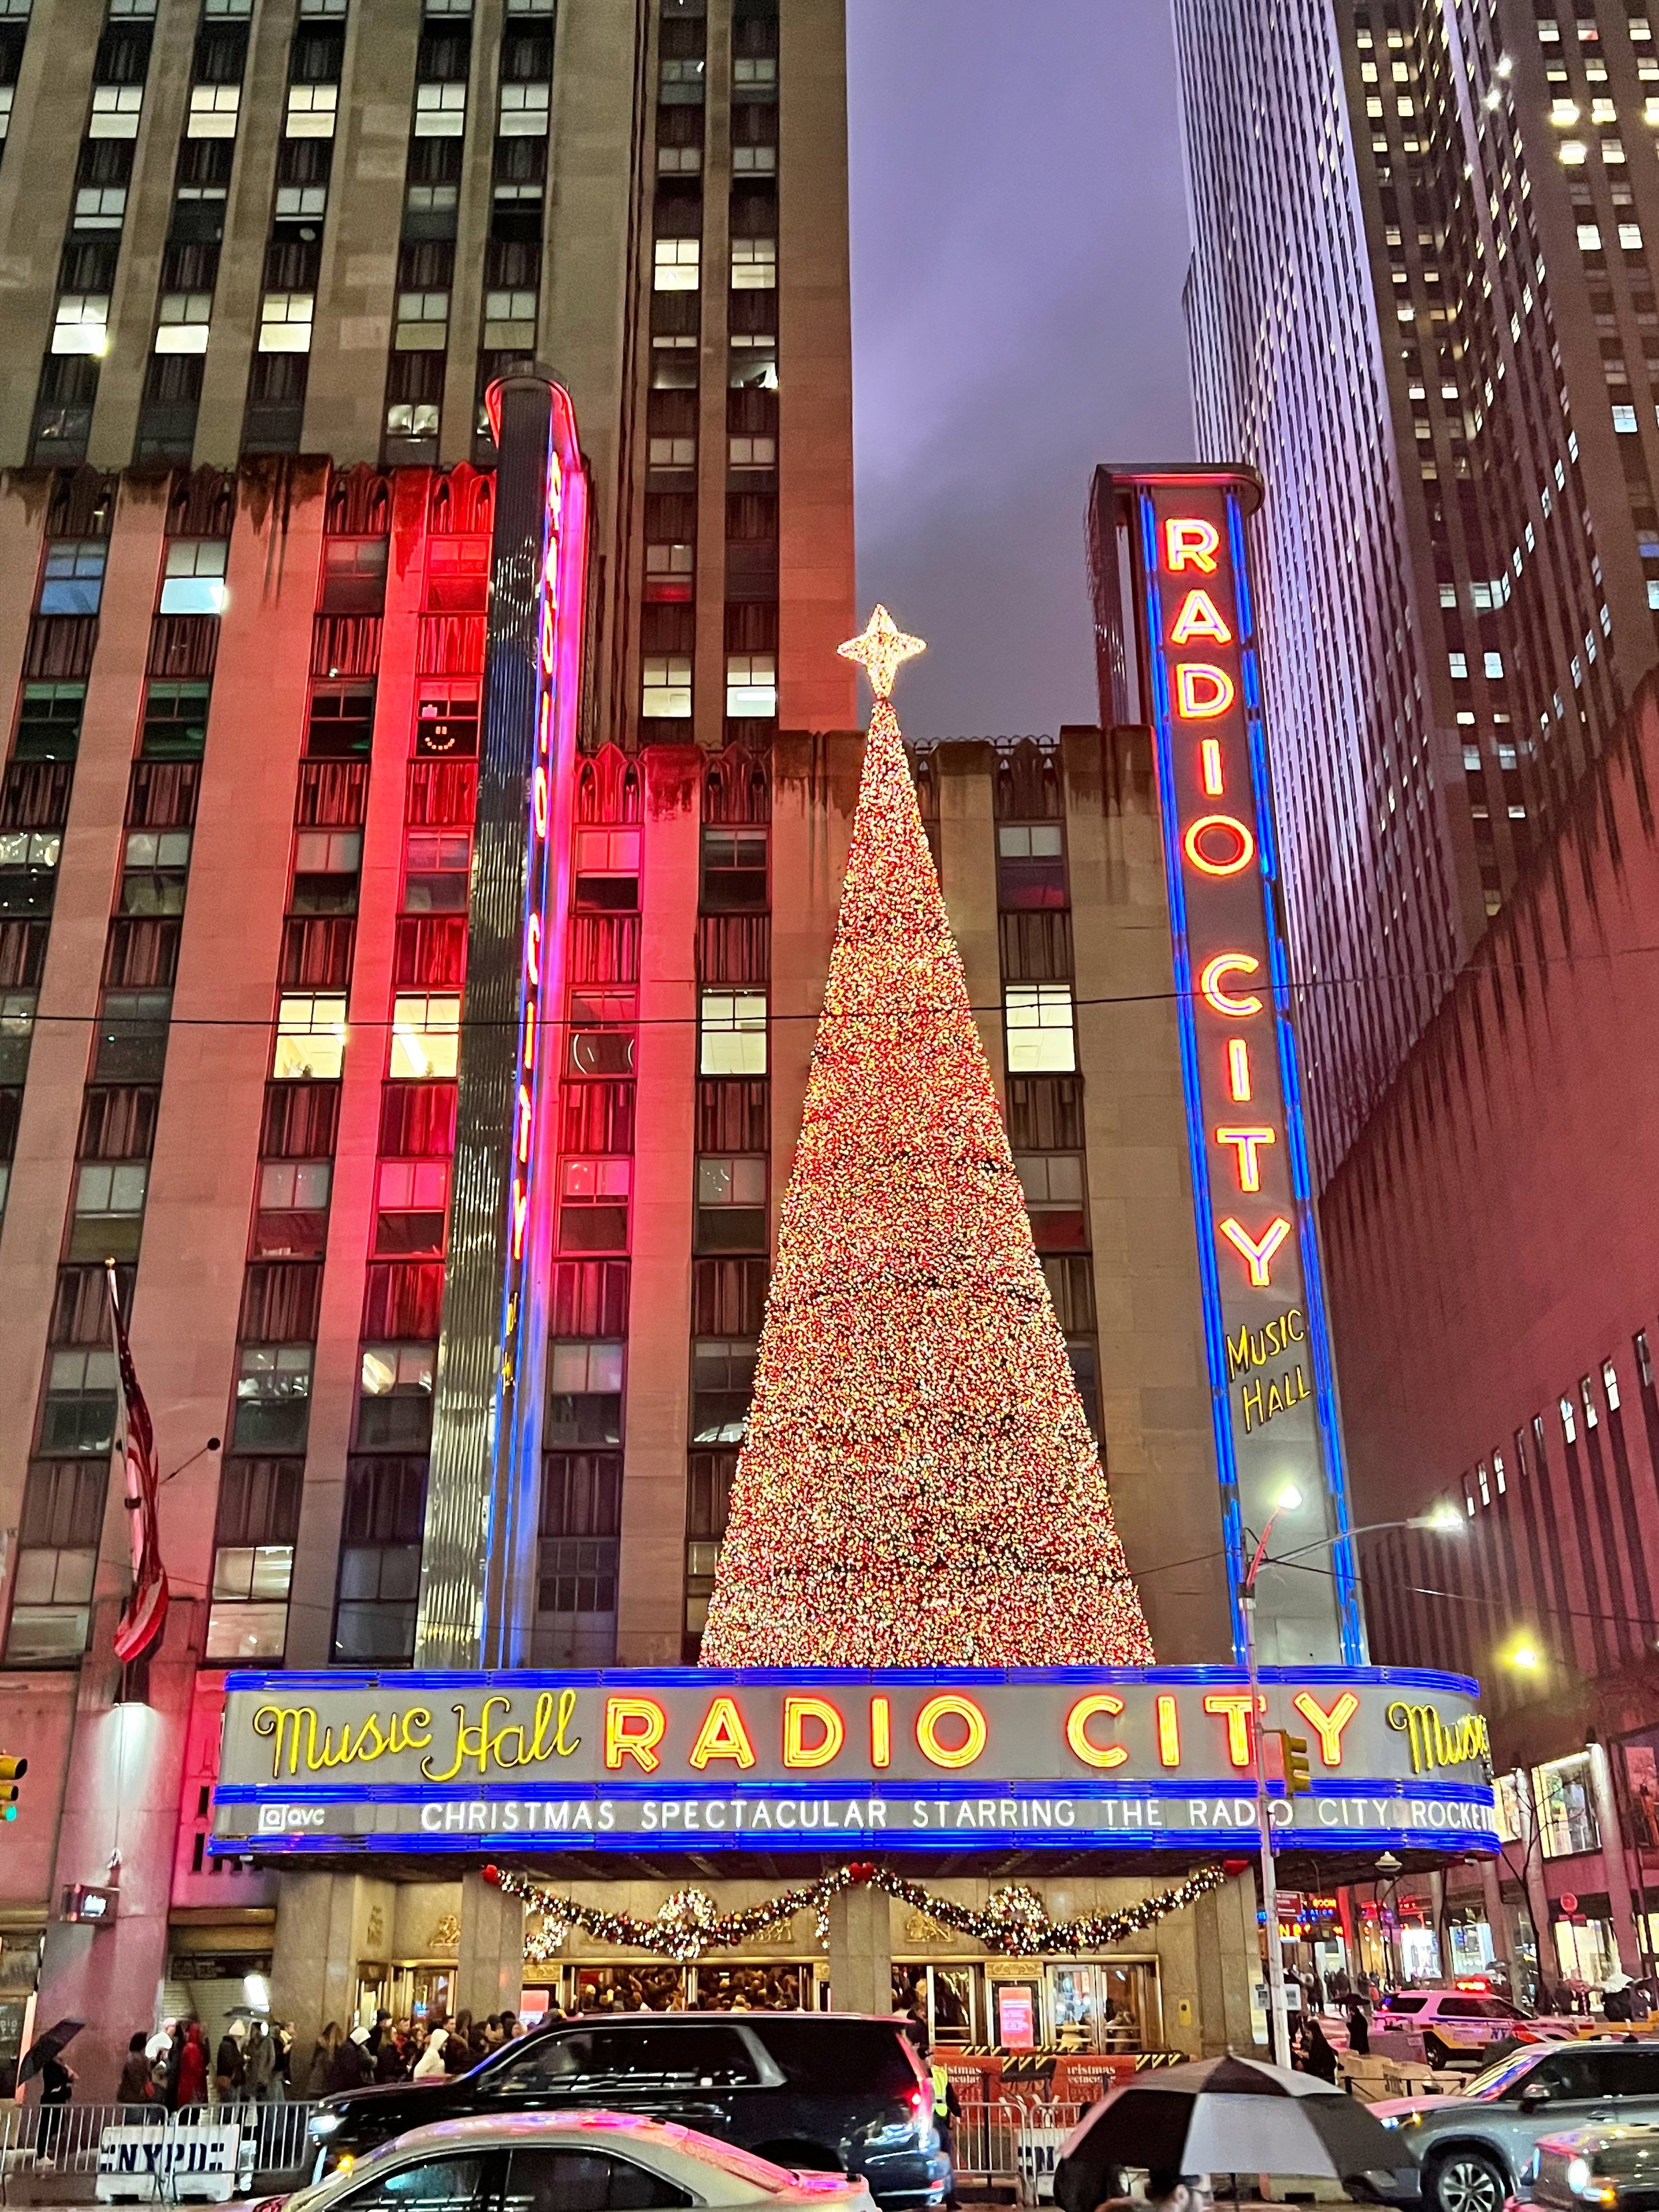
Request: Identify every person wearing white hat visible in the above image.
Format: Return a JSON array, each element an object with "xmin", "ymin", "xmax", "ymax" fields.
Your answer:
[{"xmin": 412, "ymin": 2028, "xmax": 449, "ymax": 2080}]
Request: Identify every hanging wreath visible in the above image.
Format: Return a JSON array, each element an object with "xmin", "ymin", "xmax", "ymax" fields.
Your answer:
[{"xmin": 484, "ymin": 1858, "xmax": 1228, "ymax": 1965}]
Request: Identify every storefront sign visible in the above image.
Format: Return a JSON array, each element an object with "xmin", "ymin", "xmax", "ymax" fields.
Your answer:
[
  {"xmin": 211, "ymin": 1665, "xmax": 1496, "ymax": 1858},
  {"xmin": 1095, "ymin": 468, "xmax": 1362, "ymax": 1667}
]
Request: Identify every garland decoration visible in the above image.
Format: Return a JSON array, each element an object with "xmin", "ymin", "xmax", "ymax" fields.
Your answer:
[{"xmin": 484, "ymin": 1859, "xmax": 1227, "ymax": 1966}]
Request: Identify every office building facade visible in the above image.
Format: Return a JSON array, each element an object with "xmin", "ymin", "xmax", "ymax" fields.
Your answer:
[{"xmin": 1176, "ymin": 0, "xmax": 1659, "ymax": 1172}]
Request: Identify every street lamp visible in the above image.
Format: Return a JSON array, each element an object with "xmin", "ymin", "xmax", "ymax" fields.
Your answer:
[{"xmin": 1241, "ymin": 1495, "xmax": 1466, "ymax": 2067}]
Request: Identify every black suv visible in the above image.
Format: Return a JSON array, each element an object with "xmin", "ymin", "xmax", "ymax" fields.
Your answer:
[{"xmin": 307, "ymin": 2015, "xmax": 948, "ymax": 2212}]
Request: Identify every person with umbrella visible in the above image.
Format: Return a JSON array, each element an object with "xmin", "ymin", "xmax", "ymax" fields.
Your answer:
[
  {"xmin": 1054, "ymin": 2052, "xmax": 1411, "ymax": 2212},
  {"xmin": 16, "ymin": 2020, "xmax": 82, "ymax": 2167}
]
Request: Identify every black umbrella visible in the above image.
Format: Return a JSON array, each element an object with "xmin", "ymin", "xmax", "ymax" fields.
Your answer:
[
  {"xmin": 1052, "ymin": 2054, "xmax": 1413, "ymax": 2210},
  {"xmin": 17, "ymin": 2019, "xmax": 84, "ymax": 2084}
]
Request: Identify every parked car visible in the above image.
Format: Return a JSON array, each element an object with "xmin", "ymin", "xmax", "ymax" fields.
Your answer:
[
  {"xmin": 267, "ymin": 2110, "xmax": 880, "ymax": 2212},
  {"xmin": 1531, "ymin": 2121, "xmax": 1659, "ymax": 2212},
  {"xmin": 1372, "ymin": 2039, "xmax": 1659, "ymax": 2212},
  {"xmin": 305, "ymin": 2016, "xmax": 948, "ymax": 2212},
  {"xmin": 1370, "ymin": 1991, "xmax": 1542, "ymax": 2069}
]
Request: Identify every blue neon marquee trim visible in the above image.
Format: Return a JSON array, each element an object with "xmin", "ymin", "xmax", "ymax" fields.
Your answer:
[
  {"xmin": 212, "ymin": 1775, "xmax": 1494, "ymax": 1808},
  {"xmin": 220, "ymin": 1662, "xmax": 1479, "ymax": 1695},
  {"xmin": 210, "ymin": 1830, "xmax": 1500, "ymax": 1860}
]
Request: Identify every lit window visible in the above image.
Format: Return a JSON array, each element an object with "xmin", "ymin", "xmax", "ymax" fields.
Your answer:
[
  {"xmin": 257, "ymin": 1157, "xmax": 331, "ymax": 1213},
  {"xmin": 699, "ymin": 990, "xmax": 766, "ymax": 1076},
  {"xmin": 1561, "ymin": 138, "xmax": 1588, "ymax": 161},
  {"xmin": 654, "ymin": 237, "xmax": 701, "ymax": 291},
  {"xmin": 659, "ymin": 143, "xmax": 702, "ymax": 174},
  {"xmin": 234, "ymin": 1343, "xmax": 313, "ymax": 1449},
  {"xmin": 210, "ymin": 1545, "xmax": 294, "ymax": 1604},
  {"xmin": 1614, "ymin": 403, "xmax": 1640, "ymax": 433},
  {"xmin": 74, "ymin": 184, "xmax": 126, "ymax": 228},
  {"xmin": 273, "ymin": 992, "xmax": 346, "ymax": 1078},
  {"xmin": 293, "ymin": 828, "xmax": 361, "ymax": 877},
  {"xmin": 88, "ymin": 83, "xmax": 143, "ymax": 137},
  {"xmin": 1577, "ymin": 221, "xmax": 1604, "ymax": 248},
  {"xmin": 258, "ymin": 291, "xmax": 315, "ymax": 352},
  {"xmin": 1638, "ymin": 1331, "xmax": 1654, "ymax": 1388},
  {"xmin": 285, "ymin": 82, "xmax": 338, "ymax": 136},
  {"xmin": 548, "ymin": 1341, "xmax": 624, "ymax": 1410},
  {"xmin": 74, "ymin": 1160, "xmax": 148, "ymax": 1217},
  {"xmin": 413, "ymin": 80, "xmax": 466, "ymax": 134},
  {"xmin": 1560, "ymin": 1392, "xmax": 1577, "ymax": 1443},
  {"xmin": 567, "ymin": 990, "xmax": 636, "ymax": 1077},
  {"xmin": 1005, "ymin": 983, "xmax": 1077, "ymax": 1074},
  {"xmin": 396, "ymin": 291, "xmax": 450, "ymax": 348},
  {"xmin": 39, "ymin": 540, "xmax": 107, "ymax": 616},
  {"xmin": 376, "ymin": 1157, "xmax": 450, "ymax": 1238},
  {"xmin": 484, "ymin": 287, "xmax": 536, "ymax": 324},
  {"xmin": 729, "ymin": 434, "xmax": 776, "ymax": 467},
  {"xmin": 642, "ymin": 655, "xmax": 692, "ymax": 717},
  {"xmin": 1484, "ymin": 650, "xmax": 1504, "ymax": 678},
  {"xmin": 725, "ymin": 652, "xmax": 776, "ymax": 717},
  {"xmin": 644, "ymin": 542, "xmax": 694, "ymax": 599},
  {"xmin": 0, "ymin": 829, "xmax": 62, "ymax": 867},
  {"xmin": 356, "ymin": 1342, "xmax": 435, "ymax": 1448},
  {"xmin": 387, "ymin": 402, "xmax": 440, "ymax": 441},
  {"xmin": 498, "ymin": 80, "xmax": 549, "ymax": 133},
  {"xmin": 1603, "ymin": 1357, "xmax": 1621, "ymax": 1411},
  {"xmin": 403, "ymin": 829, "xmax": 470, "ymax": 909},
  {"xmin": 51, "ymin": 295, "xmax": 109, "ymax": 356},
  {"xmin": 1621, "ymin": 220, "xmax": 1645, "ymax": 248},
  {"xmin": 390, "ymin": 993, "xmax": 461, "ymax": 1079},
  {"xmin": 732, "ymin": 142, "xmax": 776, "ymax": 174},
  {"xmin": 186, "ymin": 82, "xmax": 240, "ymax": 136},
  {"xmin": 1493, "ymin": 1452, "xmax": 1507, "ymax": 1494},
  {"xmin": 691, "ymin": 1338, "xmax": 757, "ymax": 1444},
  {"xmin": 731, "ymin": 237, "xmax": 776, "ymax": 289},
  {"xmin": 650, "ymin": 434, "xmax": 695, "ymax": 467},
  {"xmin": 1551, "ymin": 96, "xmax": 1581, "ymax": 121},
  {"xmin": 360, "ymin": 1343, "xmax": 436, "ymax": 1398},
  {"xmin": 155, "ymin": 292, "xmax": 213, "ymax": 354},
  {"xmin": 660, "ymin": 55, "xmax": 705, "ymax": 94},
  {"xmin": 733, "ymin": 55, "xmax": 776, "ymax": 88},
  {"xmin": 159, "ymin": 538, "xmax": 228, "ymax": 614},
  {"xmin": 275, "ymin": 183, "xmax": 327, "ymax": 220}
]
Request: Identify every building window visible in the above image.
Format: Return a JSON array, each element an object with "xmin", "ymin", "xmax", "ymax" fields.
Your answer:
[
  {"xmin": 38, "ymin": 1349, "xmax": 119, "ymax": 1454},
  {"xmin": 273, "ymin": 992, "xmax": 346, "ymax": 1078},
  {"xmin": 1484, "ymin": 650, "xmax": 1505, "ymax": 678},
  {"xmin": 1605, "ymin": 1359, "xmax": 1624, "ymax": 1411},
  {"xmin": 16, "ymin": 682, "xmax": 88, "ymax": 760},
  {"xmin": 1005, "ymin": 983, "xmax": 1076, "ymax": 1073},
  {"xmin": 389, "ymin": 993, "xmax": 461, "ymax": 1078},
  {"xmin": 186, "ymin": 82, "xmax": 240, "ymax": 136},
  {"xmin": 7, "ymin": 1460, "xmax": 104, "ymax": 1662},
  {"xmin": 1014, "ymin": 1153, "xmax": 1087, "ymax": 1251},
  {"xmin": 233, "ymin": 1343, "xmax": 313, "ymax": 1450},
  {"xmin": 557, "ymin": 1157, "xmax": 630, "ymax": 1254},
  {"xmin": 573, "ymin": 827, "xmax": 640, "ymax": 912},
  {"xmin": 258, "ymin": 292, "xmax": 315, "ymax": 352},
  {"xmin": 356, "ymin": 1343, "xmax": 435, "ymax": 1450},
  {"xmin": 89, "ymin": 84, "xmax": 143, "ymax": 136},
  {"xmin": 642, "ymin": 655, "xmax": 692, "ymax": 718},
  {"xmin": 403, "ymin": 830, "xmax": 470, "ymax": 911},
  {"xmin": 1615, "ymin": 404, "xmax": 1640, "ymax": 432},
  {"xmin": 699, "ymin": 990, "xmax": 766, "ymax": 1076},
  {"xmin": 644, "ymin": 541, "xmax": 694, "ymax": 600},
  {"xmin": 159, "ymin": 539, "xmax": 228, "ymax": 615},
  {"xmin": 691, "ymin": 1337, "xmax": 757, "ymax": 1444},
  {"xmin": 96, "ymin": 990, "xmax": 172, "ymax": 1082},
  {"xmin": 143, "ymin": 681, "xmax": 210, "ymax": 761},
  {"xmin": 39, "ymin": 541, "xmax": 108, "ymax": 616},
  {"xmin": 731, "ymin": 238, "xmax": 776, "ymax": 289},
  {"xmin": 285, "ymin": 82, "xmax": 337, "ymax": 136},
  {"xmin": 51, "ymin": 295, "xmax": 110, "ymax": 356},
  {"xmin": 1580, "ymin": 1375, "xmax": 1599, "ymax": 1428},
  {"xmin": 700, "ymin": 827, "xmax": 766, "ymax": 911},
  {"xmin": 546, "ymin": 1340, "xmax": 624, "ymax": 1447},
  {"xmin": 997, "ymin": 824, "xmax": 1066, "ymax": 909},
  {"xmin": 206, "ymin": 1455, "xmax": 302, "ymax": 1661},
  {"xmin": 654, "ymin": 237, "xmax": 700, "ymax": 291},
  {"xmin": 155, "ymin": 293, "xmax": 212, "ymax": 354},
  {"xmin": 498, "ymin": 80, "xmax": 549, "ymax": 133},
  {"xmin": 1560, "ymin": 1392, "xmax": 1578, "ymax": 1443},
  {"xmin": 1534, "ymin": 1753, "xmax": 1600, "ymax": 1857},
  {"xmin": 536, "ymin": 1453, "xmax": 622, "ymax": 1661},
  {"xmin": 252, "ymin": 1157, "xmax": 331, "ymax": 1260},
  {"xmin": 334, "ymin": 1454, "xmax": 427, "ymax": 1661},
  {"xmin": 725, "ymin": 653, "xmax": 776, "ymax": 717},
  {"xmin": 568, "ymin": 990, "xmax": 636, "ymax": 1078},
  {"xmin": 374, "ymin": 1159, "xmax": 449, "ymax": 1256},
  {"xmin": 695, "ymin": 1155, "xmax": 766, "ymax": 1252},
  {"xmin": 413, "ymin": 80, "xmax": 465, "ymax": 133},
  {"xmin": 68, "ymin": 1160, "xmax": 148, "ymax": 1260}
]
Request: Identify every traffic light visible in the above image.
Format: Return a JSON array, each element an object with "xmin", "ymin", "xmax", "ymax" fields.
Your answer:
[
  {"xmin": 1281, "ymin": 1733, "xmax": 1312, "ymax": 1796},
  {"xmin": 0, "ymin": 1753, "xmax": 27, "ymax": 1823}
]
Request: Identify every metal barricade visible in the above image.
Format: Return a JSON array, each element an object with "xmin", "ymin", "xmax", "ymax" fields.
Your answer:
[
  {"xmin": 0, "ymin": 2099, "xmax": 320, "ymax": 2195},
  {"xmin": 1011, "ymin": 2100, "xmax": 1084, "ymax": 2207}
]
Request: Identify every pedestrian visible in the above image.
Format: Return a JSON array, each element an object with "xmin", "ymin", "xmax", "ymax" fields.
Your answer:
[
  {"xmin": 413, "ymin": 2028, "xmax": 450, "ymax": 2081},
  {"xmin": 1602, "ymin": 1971, "xmax": 1636, "ymax": 2022},
  {"xmin": 118, "ymin": 2034, "xmax": 154, "ymax": 2108},
  {"xmin": 214, "ymin": 2018, "xmax": 246, "ymax": 2104},
  {"xmin": 175, "ymin": 2024, "xmax": 208, "ymax": 2109},
  {"xmin": 37, "ymin": 2048, "xmax": 74, "ymax": 2168},
  {"xmin": 305, "ymin": 2023, "xmax": 341, "ymax": 2098},
  {"xmin": 502, "ymin": 2010, "xmax": 524, "ymax": 2041},
  {"xmin": 326, "ymin": 2026, "xmax": 373, "ymax": 2093},
  {"xmin": 1345, "ymin": 1997, "xmax": 1370, "ymax": 2055},
  {"xmin": 1298, "ymin": 2016, "xmax": 1339, "ymax": 2083},
  {"xmin": 375, "ymin": 2023, "xmax": 405, "ymax": 2083},
  {"xmin": 145, "ymin": 2020, "xmax": 178, "ymax": 2106},
  {"xmin": 244, "ymin": 2020, "xmax": 277, "ymax": 2102},
  {"xmin": 929, "ymin": 2058, "xmax": 962, "ymax": 2212}
]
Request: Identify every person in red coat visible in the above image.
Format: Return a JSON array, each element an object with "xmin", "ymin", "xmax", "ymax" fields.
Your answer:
[{"xmin": 174, "ymin": 2024, "xmax": 208, "ymax": 2108}]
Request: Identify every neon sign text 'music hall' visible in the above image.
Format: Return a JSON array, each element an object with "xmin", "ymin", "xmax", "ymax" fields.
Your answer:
[{"xmin": 1092, "ymin": 468, "xmax": 1362, "ymax": 1668}]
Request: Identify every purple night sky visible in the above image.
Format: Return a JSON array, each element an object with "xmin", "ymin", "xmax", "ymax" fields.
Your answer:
[{"xmin": 845, "ymin": 0, "xmax": 1195, "ymax": 741}]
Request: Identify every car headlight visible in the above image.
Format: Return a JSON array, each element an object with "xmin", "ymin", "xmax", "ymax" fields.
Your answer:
[
  {"xmin": 1378, "ymin": 2118, "xmax": 1400, "ymax": 2131},
  {"xmin": 1567, "ymin": 2159, "xmax": 1591, "ymax": 2193},
  {"xmin": 309, "ymin": 2114, "xmax": 344, "ymax": 2139}
]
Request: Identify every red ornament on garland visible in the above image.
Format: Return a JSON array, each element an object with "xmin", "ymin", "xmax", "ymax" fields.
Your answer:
[{"xmin": 482, "ymin": 1864, "xmax": 500, "ymax": 1885}]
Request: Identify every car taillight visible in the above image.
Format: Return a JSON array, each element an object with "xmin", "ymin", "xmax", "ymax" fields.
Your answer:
[{"xmin": 912, "ymin": 2087, "xmax": 930, "ymax": 2124}]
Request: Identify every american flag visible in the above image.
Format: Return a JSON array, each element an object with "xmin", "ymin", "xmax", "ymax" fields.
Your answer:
[{"xmin": 107, "ymin": 1262, "xmax": 168, "ymax": 1664}]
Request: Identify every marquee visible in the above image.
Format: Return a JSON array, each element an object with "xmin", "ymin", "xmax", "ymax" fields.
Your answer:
[{"xmin": 211, "ymin": 1664, "xmax": 1496, "ymax": 1858}]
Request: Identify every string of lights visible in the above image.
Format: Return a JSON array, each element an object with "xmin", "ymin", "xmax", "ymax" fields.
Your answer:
[
  {"xmin": 697, "ymin": 609, "xmax": 1152, "ymax": 1670},
  {"xmin": 484, "ymin": 1858, "xmax": 1229, "ymax": 1964}
]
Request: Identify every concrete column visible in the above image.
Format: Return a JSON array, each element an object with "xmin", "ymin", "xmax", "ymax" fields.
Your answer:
[
  {"xmin": 691, "ymin": 0, "xmax": 731, "ymax": 752},
  {"xmin": 457, "ymin": 1868, "xmax": 524, "ymax": 2022},
  {"xmin": 271, "ymin": 1869, "xmax": 396, "ymax": 2058},
  {"xmin": 1193, "ymin": 1869, "xmax": 1263, "ymax": 2055},
  {"xmin": 1590, "ymin": 1739, "xmax": 1641, "ymax": 1974},
  {"xmin": 826, "ymin": 1883, "xmax": 890, "ymax": 2016}
]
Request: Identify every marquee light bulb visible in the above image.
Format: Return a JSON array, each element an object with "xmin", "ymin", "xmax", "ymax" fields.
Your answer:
[{"xmin": 1504, "ymin": 1639, "xmax": 1544, "ymax": 1671}]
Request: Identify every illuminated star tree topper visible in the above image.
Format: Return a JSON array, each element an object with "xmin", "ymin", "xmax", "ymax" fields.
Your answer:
[{"xmin": 699, "ymin": 608, "xmax": 1153, "ymax": 1667}]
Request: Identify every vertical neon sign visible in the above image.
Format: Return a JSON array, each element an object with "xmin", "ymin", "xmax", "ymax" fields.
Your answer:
[
  {"xmin": 1098, "ymin": 468, "xmax": 1362, "ymax": 1666},
  {"xmin": 415, "ymin": 375, "xmax": 587, "ymax": 1670}
]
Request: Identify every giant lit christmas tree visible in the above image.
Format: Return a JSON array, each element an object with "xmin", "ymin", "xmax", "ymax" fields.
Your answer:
[{"xmin": 699, "ymin": 609, "xmax": 1153, "ymax": 1668}]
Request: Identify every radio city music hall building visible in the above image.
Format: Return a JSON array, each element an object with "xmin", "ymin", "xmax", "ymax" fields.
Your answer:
[{"xmin": 0, "ymin": 0, "xmax": 1496, "ymax": 2094}]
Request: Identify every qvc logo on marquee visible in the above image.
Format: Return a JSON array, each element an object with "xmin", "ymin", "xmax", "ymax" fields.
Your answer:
[{"xmin": 1155, "ymin": 502, "xmax": 1291, "ymax": 1295}]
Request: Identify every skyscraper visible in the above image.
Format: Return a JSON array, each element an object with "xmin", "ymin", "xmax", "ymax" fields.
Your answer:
[{"xmin": 1177, "ymin": 0, "xmax": 1659, "ymax": 1171}]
